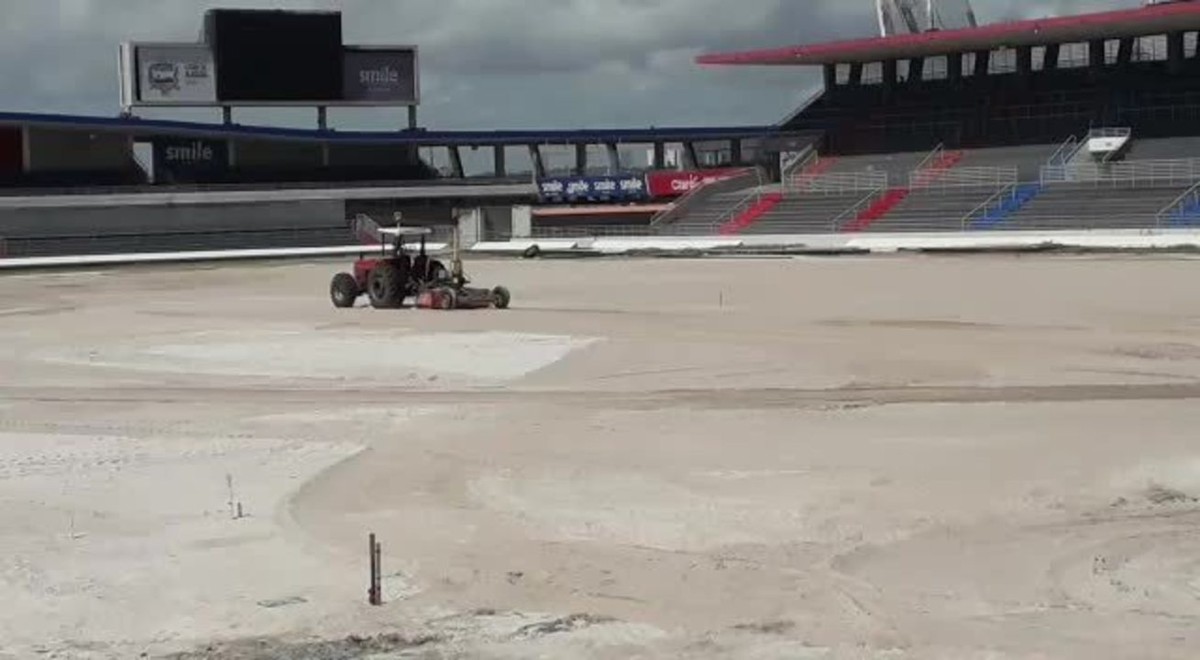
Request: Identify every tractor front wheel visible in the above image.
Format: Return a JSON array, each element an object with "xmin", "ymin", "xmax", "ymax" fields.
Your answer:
[
  {"xmin": 330, "ymin": 272, "xmax": 360, "ymax": 309},
  {"xmin": 492, "ymin": 286, "xmax": 511, "ymax": 310},
  {"xmin": 368, "ymin": 263, "xmax": 404, "ymax": 309}
]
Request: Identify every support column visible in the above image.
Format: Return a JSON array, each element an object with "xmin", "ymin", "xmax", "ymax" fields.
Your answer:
[
  {"xmin": 511, "ymin": 205, "xmax": 533, "ymax": 239},
  {"xmin": 574, "ymin": 143, "xmax": 587, "ymax": 175},
  {"xmin": 973, "ymin": 51, "xmax": 990, "ymax": 77},
  {"xmin": 457, "ymin": 207, "xmax": 483, "ymax": 246},
  {"xmin": 1117, "ymin": 38, "xmax": 1133, "ymax": 67},
  {"xmin": 730, "ymin": 138, "xmax": 743, "ymax": 166},
  {"xmin": 317, "ymin": 106, "xmax": 328, "ymax": 131},
  {"xmin": 20, "ymin": 125, "xmax": 31, "ymax": 174},
  {"xmin": 908, "ymin": 57, "xmax": 925, "ymax": 84},
  {"xmin": 652, "ymin": 142, "xmax": 665, "ymax": 169},
  {"xmin": 1089, "ymin": 39, "xmax": 1106, "ymax": 70},
  {"xmin": 528, "ymin": 145, "xmax": 546, "ymax": 179},
  {"xmin": 493, "ymin": 146, "xmax": 506, "ymax": 178},
  {"xmin": 407, "ymin": 106, "xmax": 418, "ymax": 130},
  {"xmin": 1169, "ymin": 31, "xmax": 1185, "ymax": 74},
  {"xmin": 849, "ymin": 62, "xmax": 864, "ymax": 86},
  {"xmin": 882, "ymin": 59, "xmax": 898, "ymax": 88},
  {"xmin": 948, "ymin": 53, "xmax": 963, "ymax": 83},
  {"xmin": 222, "ymin": 106, "xmax": 233, "ymax": 125},
  {"xmin": 1017, "ymin": 46, "xmax": 1032, "ymax": 77},
  {"xmin": 605, "ymin": 143, "xmax": 620, "ymax": 173},
  {"xmin": 449, "ymin": 146, "xmax": 465, "ymax": 179},
  {"xmin": 682, "ymin": 142, "xmax": 698, "ymax": 170},
  {"xmin": 1044, "ymin": 43, "xmax": 1061, "ymax": 71},
  {"xmin": 822, "ymin": 63, "xmax": 837, "ymax": 90}
]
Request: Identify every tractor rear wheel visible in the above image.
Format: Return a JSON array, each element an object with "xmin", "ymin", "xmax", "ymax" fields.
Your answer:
[
  {"xmin": 330, "ymin": 272, "xmax": 359, "ymax": 309},
  {"xmin": 492, "ymin": 286, "xmax": 511, "ymax": 309},
  {"xmin": 368, "ymin": 263, "xmax": 404, "ymax": 309}
]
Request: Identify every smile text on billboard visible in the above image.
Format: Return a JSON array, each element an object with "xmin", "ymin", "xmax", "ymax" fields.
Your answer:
[{"xmin": 342, "ymin": 49, "xmax": 418, "ymax": 104}]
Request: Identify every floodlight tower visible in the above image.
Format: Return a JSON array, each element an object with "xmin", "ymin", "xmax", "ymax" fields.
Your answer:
[{"xmin": 877, "ymin": 0, "xmax": 978, "ymax": 36}]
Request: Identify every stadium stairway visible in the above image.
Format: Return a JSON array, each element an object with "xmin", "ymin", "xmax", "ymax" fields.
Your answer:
[
  {"xmin": 1164, "ymin": 196, "xmax": 1200, "ymax": 228},
  {"xmin": 842, "ymin": 150, "xmax": 962, "ymax": 233},
  {"xmin": 971, "ymin": 183, "xmax": 1044, "ymax": 230},
  {"xmin": 718, "ymin": 193, "xmax": 783, "ymax": 235},
  {"xmin": 842, "ymin": 188, "xmax": 910, "ymax": 232},
  {"xmin": 790, "ymin": 156, "xmax": 839, "ymax": 187},
  {"xmin": 658, "ymin": 190, "xmax": 752, "ymax": 235}
]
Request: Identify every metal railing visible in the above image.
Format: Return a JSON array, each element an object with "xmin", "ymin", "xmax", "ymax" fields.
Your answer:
[
  {"xmin": 711, "ymin": 188, "xmax": 767, "ymax": 232},
  {"xmin": 1041, "ymin": 158, "xmax": 1200, "ymax": 186},
  {"xmin": 794, "ymin": 170, "xmax": 889, "ymax": 194},
  {"xmin": 960, "ymin": 183, "xmax": 1019, "ymax": 229},
  {"xmin": 1155, "ymin": 179, "xmax": 1200, "ymax": 228},
  {"xmin": 1047, "ymin": 134, "xmax": 1080, "ymax": 167},
  {"xmin": 781, "ymin": 146, "xmax": 818, "ymax": 192},
  {"xmin": 530, "ymin": 224, "xmax": 656, "ymax": 239},
  {"xmin": 910, "ymin": 166, "xmax": 1018, "ymax": 190},
  {"xmin": 648, "ymin": 167, "xmax": 761, "ymax": 228},
  {"xmin": 912, "ymin": 143, "xmax": 946, "ymax": 173},
  {"xmin": 828, "ymin": 186, "xmax": 887, "ymax": 232}
]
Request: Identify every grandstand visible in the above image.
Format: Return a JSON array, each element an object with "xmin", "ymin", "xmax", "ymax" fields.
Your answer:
[
  {"xmin": 9, "ymin": 3, "xmax": 1200, "ymax": 259},
  {"xmin": 637, "ymin": 0, "xmax": 1200, "ymax": 239}
]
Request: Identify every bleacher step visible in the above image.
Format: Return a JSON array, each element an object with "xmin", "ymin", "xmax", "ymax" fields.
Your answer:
[
  {"xmin": 719, "ymin": 193, "xmax": 784, "ymax": 235},
  {"xmin": 972, "ymin": 183, "xmax": 1044, "ymax": 229},
  {"xmin": 843, "ymin": 188, "xmax": 910, "ymax": 232}
]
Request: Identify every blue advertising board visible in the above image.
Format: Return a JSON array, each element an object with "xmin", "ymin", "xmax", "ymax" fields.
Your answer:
[
  {"xmin": 152, "ymin": 136, "xmax": 229, "ymax": 183},
  {"xmin": 538, "ymin": 175, "xmax": 647, "ymax": 204}
]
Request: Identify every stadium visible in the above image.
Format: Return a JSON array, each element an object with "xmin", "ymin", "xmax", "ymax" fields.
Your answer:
[{"xmin": 2, "ymin": 2, "xmax": 1200, "ymax": 659}]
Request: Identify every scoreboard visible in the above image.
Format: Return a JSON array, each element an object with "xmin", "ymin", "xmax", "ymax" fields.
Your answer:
[{"xmin": 119, "ymin": 9, "xmax": 419, "ymax": 109}]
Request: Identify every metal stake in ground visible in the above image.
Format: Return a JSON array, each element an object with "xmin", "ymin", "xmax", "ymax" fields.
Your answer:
[{"xmin": 368, "ymin": 533, "xmax": 383, "ymax": 606}]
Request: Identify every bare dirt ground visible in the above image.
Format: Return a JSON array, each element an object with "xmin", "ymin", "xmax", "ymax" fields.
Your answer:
[{"xmin": 1, "ymin": 254, "xmax": 1200, "ymax": 659}]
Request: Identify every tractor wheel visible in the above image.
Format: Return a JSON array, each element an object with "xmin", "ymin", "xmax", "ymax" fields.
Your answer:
[
  {"xmin": 368, "ymin": 263, "xmax": 404, "ymax": 309},
  {"xmin": 438, "ymin": 288, "xmax": 457, "ymax": 311},
  {"xmin": 330, "ymin": 272, "xmax": 359, "ymax": 309},
  {"xmin": 492, "ymin": 286, "xmax": 511, "ymax": 310}
]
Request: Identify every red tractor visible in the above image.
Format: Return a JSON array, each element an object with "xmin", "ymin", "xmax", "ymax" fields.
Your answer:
[{"xmin": 330, "ymin": 216, "xmax": 511, "ymax": 311}]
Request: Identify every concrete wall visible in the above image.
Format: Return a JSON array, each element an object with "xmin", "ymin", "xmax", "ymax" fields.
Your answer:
[
  {"xmin": 482, "ymin": 206, "xmax": 514, "ymax": 240},
  {"xmin": 0, "ymin": 128, "xmax": 21, "ymax": 175},
  {"xmin": 327, "ymin": 144, "xmax": 420, "ymax": 168},
  {"xmin": 0, "ymin": 200, "xmax": 345, "ymax": 238},
  {"xmin": 232, "ymin": 140, "xmax": 324, "ymax": 170},
  {"xmin": 25, "ymin": 128, "xmax": 134, "ymax": 172}
]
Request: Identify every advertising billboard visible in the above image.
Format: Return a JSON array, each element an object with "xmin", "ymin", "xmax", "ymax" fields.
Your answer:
[
  {"xmin": 538, "ymin": 175, "xmax": 648, "ymax": 204},
  {"xmin": 645, "ymin": 168, "xmax": 748, "ymax": 198},
  {"xmin": 134, "ymin": 44, "xmax": 217, "ymax": 105},
  {"xmin": 151, "ymin": 137, "xmax": 228, "ymax": 183},
  {"xmin": 342, "ymin": 48, "xmax": 419, "ymax": 105}
]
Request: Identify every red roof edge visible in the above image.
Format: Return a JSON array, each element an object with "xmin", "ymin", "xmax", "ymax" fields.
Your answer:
[{"xmin": 697, "ymin": 2, "xmax": 1200, "ymax": 66}]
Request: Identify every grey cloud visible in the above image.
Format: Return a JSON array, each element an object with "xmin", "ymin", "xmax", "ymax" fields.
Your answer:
[{"xmin": 0, "ymin": 0, "xmax": 1140, "ymax": 129}]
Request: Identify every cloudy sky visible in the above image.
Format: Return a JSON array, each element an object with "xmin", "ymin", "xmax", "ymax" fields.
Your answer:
[{"xmin": 0, "ymin": 0, "xmax": 1138, "ymax": 131}]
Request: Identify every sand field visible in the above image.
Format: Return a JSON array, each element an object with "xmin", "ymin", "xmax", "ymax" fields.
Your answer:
[{"xmin": 1, "ymin": 255, "xmax": 1199, "ymax": 659}]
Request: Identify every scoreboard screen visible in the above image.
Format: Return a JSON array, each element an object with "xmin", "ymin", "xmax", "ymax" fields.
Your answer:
[{"xmin": 205, "ymin": 9, "xmax": 343, "ymax": 102}]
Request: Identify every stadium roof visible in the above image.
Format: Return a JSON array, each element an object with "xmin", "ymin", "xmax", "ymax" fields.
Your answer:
[
  {"xmin": 697, "ymin": 1, "xmax": 1200, "ymax": 66},
  {"xmin": 0, "ymin": 111, "xmax": 793, "ymax": 146}
]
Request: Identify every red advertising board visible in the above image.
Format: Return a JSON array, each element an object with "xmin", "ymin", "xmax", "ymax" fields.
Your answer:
[
  {"xmin": 645, "ymin": 168, "xmax": 748, "ymax": 198},
  {"xmin": 0, "ymin": 128, "xmax": 21, "ymax": 175}
]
